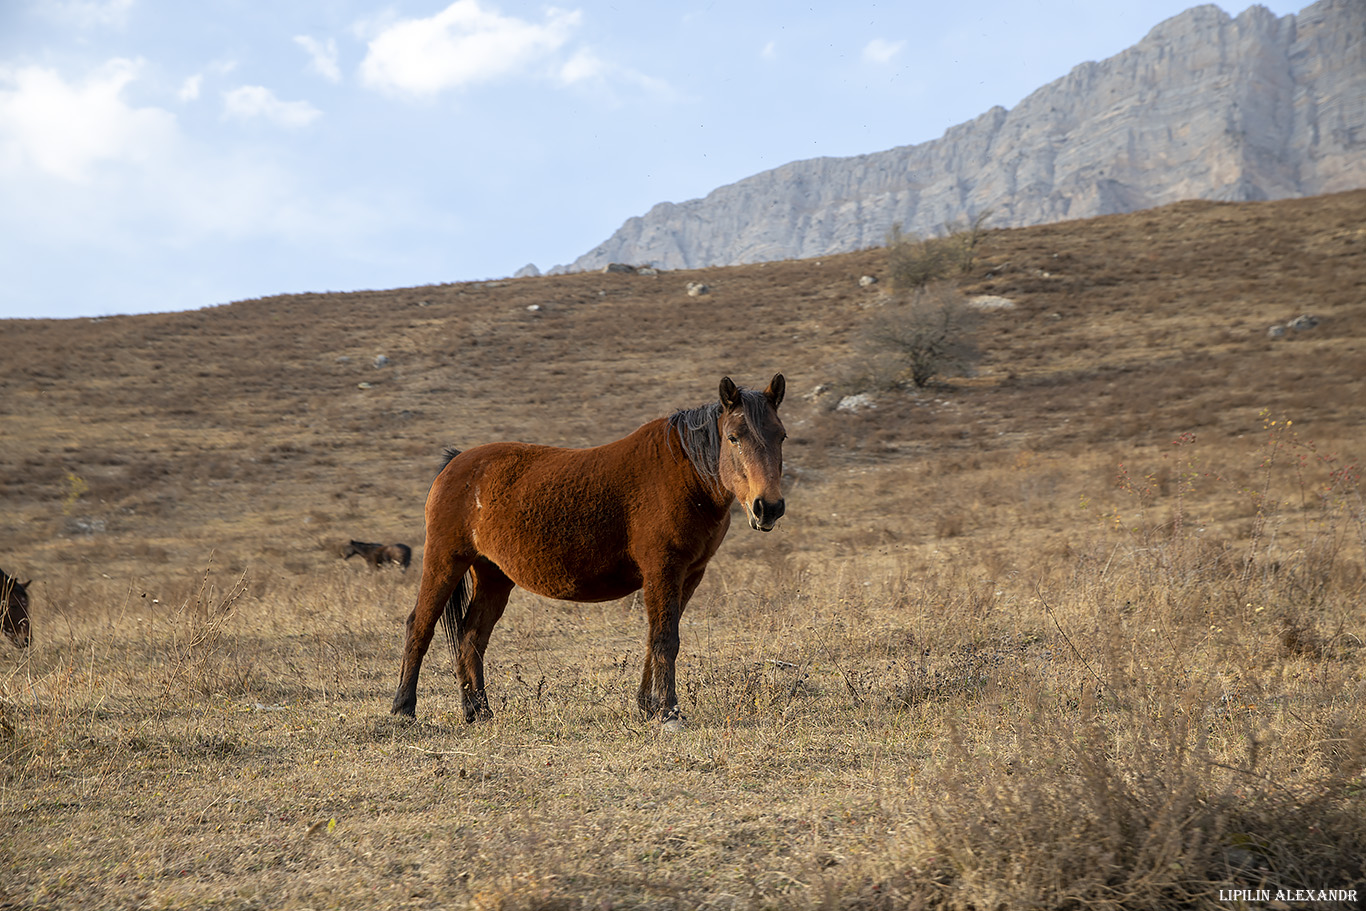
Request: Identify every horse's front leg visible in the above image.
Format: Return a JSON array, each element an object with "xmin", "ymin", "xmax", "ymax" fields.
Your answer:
[
  {"xmin": 639, "ymin": 589, "xmax": 682, "ymax": 725},
  {"xmin": 638, "ymin": 566, "xmax": 707, "ymax": 727}
]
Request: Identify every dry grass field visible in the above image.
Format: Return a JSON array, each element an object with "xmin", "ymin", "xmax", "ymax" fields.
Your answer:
[{"xmin": 2, "ymin": 190, "xmax": 1365, "ymax": 909}]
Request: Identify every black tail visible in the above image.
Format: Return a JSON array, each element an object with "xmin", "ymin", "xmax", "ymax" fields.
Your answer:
[{"xmin": 439, "ymin": 572, "xmax": 471, "ymax": 655}]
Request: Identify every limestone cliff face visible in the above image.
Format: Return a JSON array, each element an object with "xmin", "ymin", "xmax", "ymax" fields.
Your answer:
[{"xmin": 560, "ymin": 0, "xmax": 1364, "ymax": 273}]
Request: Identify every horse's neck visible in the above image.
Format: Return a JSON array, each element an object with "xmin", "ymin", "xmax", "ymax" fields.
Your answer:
[{"xmin": 645, "ymin": 418, "xmax": 733, "ymax": 512}]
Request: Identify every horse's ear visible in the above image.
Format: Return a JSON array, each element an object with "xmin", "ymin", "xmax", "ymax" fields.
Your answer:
[
  {"xmin": 765, "ymin": 374, "xmax": 785, "ymax": 411},
  {"xmin": 719, "ymin": 376, "xmax": 741, "ymax": 411}
]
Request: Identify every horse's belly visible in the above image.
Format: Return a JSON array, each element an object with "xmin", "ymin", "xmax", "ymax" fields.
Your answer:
[
  {"xmin": 476, "ymin": 522, "xmax": 641, "ymax": 603},
  {"xmin": 503, "ymin": 553, "xmax": 642, "ymax": 603},
  {"xmin": 521, "ymin": 571, "xmax": 641, "ymax": 603}
]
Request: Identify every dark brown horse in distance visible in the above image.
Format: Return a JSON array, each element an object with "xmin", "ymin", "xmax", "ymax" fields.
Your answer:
[
  {"xmin": 343, "ymin": 541, "xmax": 412, "ymax": 571},
  {"xmin": 392, "ymin": 374, "xmax": 787, "ymax": 728},
  {"xmin": 1, "ymin": 569, "xmax": 32, "ymax": 648}
]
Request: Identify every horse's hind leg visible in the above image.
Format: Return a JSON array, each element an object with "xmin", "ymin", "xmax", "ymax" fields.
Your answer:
[
  {"xmin": 392, "ymin": 552, "xmax": 470, "ymax": 717},
  {"xmin": 455, "ymin": 560, "xmax": 514, "ymax": 723}
]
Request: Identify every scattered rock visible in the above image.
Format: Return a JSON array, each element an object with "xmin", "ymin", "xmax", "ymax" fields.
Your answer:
[
  {"xmin": 1269, "ymin": 315, "xmax": 1319, "ymax": 338},
  {"xmin": 68, "ymin": 517, "xmax": 106, "ymax": 535},
  {"xmin": 373, "ymin": 354, "xmax": 391, "ymax": 368},
  {"xmin": 837, "ymin": 394, "xmax": 876, "ymax": 414},
  {"xmin": 603, "ymin": 263, "xmax": 636, "ymax": 274},
  {"xmin": 526, "ymin": 304, "xmax": 541, "ymax": 312},
  {"xmin": 858, "ymin": 275, "xmax": 878, "ymax": 287},
  {"xmin": 805, "ymin": 383, "xmax": 834, "ymax": 402},
  {"xmin": 968, "ymin": 295, "xmax": 1017, "ymax": 310},
  {"xmin": 686, "ymin": 282, "xmax": 710, "ymax": 297}
]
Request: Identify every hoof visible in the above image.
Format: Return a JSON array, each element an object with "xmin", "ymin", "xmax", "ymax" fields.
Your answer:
[
  {"xmin": 463, "ymin": 695, "xmax": 493, "ymax": 724},
  {"xmin": 660, "ymin": 707, "xmax": 686, "ymax": 732},
  {"xmin": 391, "ymin": 687, "xmax": 417, "ymax": 717}
]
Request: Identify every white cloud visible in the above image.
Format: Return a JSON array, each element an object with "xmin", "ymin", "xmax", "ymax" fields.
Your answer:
[
  {"xmin": 295, "ymin": 35, "xmax": 342, "ymax": 83},
  {"xmin": 178, "ymin": 74, "xmax": 202, "ymax": 101},
  {"xmin": 0, "ymin": 57, "xmax": 177, "ymax": 182},
  {"xmin": 558, "ymin": 48, "xmax": 605, "ymax": 85},
  {"xmin": 359, "ymin": 0, "xmax": 581, "ymax": 96},
  {"xmin": 761, "ymin": 40, "xmax": 778, "ymax": 61},
  {"xmin": 222, "ymin": 85, "xmax": 322, "ymax": 128},
  {"xmin": 0, "ymin": 55, "xmax": 397, "ymax": 321},
  {"xmin": 554, "ymin": 48, "xmax": 677, "ymax": 102},
  {"xmin": 862, "ymin": 37, "xmax": 905, "ymax": 64}
]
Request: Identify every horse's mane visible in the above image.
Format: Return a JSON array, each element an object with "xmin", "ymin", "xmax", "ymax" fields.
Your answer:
[{"xmin": 666, "ymin": 389, "xmax": 772, "ymax": 484}]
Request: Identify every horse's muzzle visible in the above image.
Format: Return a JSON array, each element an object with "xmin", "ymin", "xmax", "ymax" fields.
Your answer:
[
  {"xmin": 6, "ymin": 621, "xmax": 30, "ymax": 649},
  {"xmin": 749, "ymin": 497, "xmax": 785, "ymax": 532}
]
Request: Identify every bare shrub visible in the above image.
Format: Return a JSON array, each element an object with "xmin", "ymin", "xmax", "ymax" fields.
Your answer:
[
  {"xmin": 886, "ymin": 222, "xmax": 952, "ymax": 291},
  {"xmin": 885, "ymin": 210, "xmax": 992, "ymax": 291},
  {"xmin": 865, "ymin": 282, "xmax": 984, "ymax": 387}
]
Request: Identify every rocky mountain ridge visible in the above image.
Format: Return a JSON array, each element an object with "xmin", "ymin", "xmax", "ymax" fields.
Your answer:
[{"xmin": 554, "ymin": 0, "xmax": 1364, "ymax": 274}]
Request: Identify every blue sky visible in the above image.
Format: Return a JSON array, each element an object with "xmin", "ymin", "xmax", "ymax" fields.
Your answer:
[{"xmin": 0, "ymin": 0, "xmax": 1302, "ymax": 320}]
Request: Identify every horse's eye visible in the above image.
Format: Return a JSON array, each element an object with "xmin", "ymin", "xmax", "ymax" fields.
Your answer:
[{"xmin": 727, "ymin": 435, "xmax": 739, "ymax": 445}]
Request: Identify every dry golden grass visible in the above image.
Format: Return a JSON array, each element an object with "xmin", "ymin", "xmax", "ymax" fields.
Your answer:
[{"xmin": 2, "ymin": 190, "xmax": 1365, "ymax": 909}]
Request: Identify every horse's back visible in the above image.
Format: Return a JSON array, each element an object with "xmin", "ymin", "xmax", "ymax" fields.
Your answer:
[
  {"xmin": 436, "ymin": 430, "xmax": 657, "ymax": 516},
  {"xmin": 428, "ymin": 424, "xmax": 689, "ymax": 601}
]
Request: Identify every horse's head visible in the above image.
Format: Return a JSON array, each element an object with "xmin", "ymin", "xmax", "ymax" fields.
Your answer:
[
  {"xmin": 2, "ymin": 575, "xmax": 31, "ymax": 649},
  {"xmin": 716, "ymin": 374, "xmax": 787, "ymax": 532}
]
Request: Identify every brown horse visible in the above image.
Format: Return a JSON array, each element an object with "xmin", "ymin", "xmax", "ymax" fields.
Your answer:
[
  {"xmin": 343, "ymin": 540, "xmax": 412, "ymax": 571},
  {"xmin": 1, "ymin": 569, "xmax": 32, "ymax": 649},
  {"xmin": 392, "ymin": 374, "xmax": 787, "ymax": 727}
]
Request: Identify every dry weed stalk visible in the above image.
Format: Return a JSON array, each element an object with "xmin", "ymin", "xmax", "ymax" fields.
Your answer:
[{"xmin": 156, "ymin": 563, "xmax": 253, "ymax": 700}]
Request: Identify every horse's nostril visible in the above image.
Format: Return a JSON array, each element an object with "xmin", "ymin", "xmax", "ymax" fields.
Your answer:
[{"xmin": 752, "ymin": 498, "xmax": 784, "ymax": 525}]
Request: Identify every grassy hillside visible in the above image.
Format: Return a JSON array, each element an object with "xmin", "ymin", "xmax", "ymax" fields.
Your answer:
[{"xmin": 2, "ymin": 190, "xmax": 1364, "ymax": 909}]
